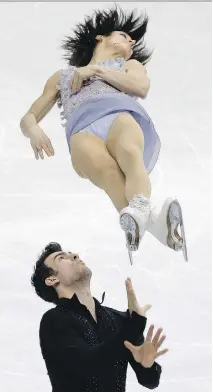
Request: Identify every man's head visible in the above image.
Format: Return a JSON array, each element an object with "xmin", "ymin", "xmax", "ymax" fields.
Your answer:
[
  {"xmin": 31, "ymin": 242, "xmax": 92, "ymax": 304},
  {"xmin": 62, "ymin": 5, "xmax": 152, "ymax": 67}
]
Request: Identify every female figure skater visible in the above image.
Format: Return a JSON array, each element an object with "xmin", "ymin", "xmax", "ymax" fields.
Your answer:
[{"xmin": 20, "ymin": 5, "xmax": 187, "ymax": 263}]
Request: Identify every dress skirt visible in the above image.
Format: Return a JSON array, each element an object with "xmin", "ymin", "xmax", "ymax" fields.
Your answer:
[{"xmin": 65, "ymin": 92, "xmax": 161, "ymax": 174}]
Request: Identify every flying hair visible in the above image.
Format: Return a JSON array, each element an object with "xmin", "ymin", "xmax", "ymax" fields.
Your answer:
[{"xmin": 61, "ymin": 4, "xmax": 152, "ymax": 67}]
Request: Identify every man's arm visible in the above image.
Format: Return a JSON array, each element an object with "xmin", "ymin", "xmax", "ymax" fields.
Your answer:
[
  {"xmin": 95, "ymin": 59, "xmax": 150, "ymax": 98},
  {"xmin": 40, "ymin": 309, "xmax": 147, "ymax": 379},
  {"xmin": 129, "ymin": 335, "xmax": 162, "ymax": 389},
  {"xmin": 20, "ymin": 70, "xmax": 61, "ymax": 138}
]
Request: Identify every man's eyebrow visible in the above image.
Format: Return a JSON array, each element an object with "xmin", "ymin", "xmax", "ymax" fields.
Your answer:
[{"xmin": 53, "ymin": 252, "xmax": 65, "ymax": 260}]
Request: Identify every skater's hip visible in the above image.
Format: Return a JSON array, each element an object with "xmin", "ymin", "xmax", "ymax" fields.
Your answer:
[
  {"xmin": 75, "ymin": 111, "xmax": 129, "ymax": 142},
  {"xmin": 66, "ymin": 94, "xmax": 161, "ymax": 174},
  {"xmin": 65, "ymin": 93, "xmax": 150, "ymax": 141}
]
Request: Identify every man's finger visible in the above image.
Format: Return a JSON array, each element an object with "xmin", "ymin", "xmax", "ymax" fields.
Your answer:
[
  {"xmin": 124, "ymin": 340, "xmax": 137, "ymax": 354},
  {"xmin": 146, "ymin": 325, "xmax": 155, "ymax": 342},
  {"xmin": 142, "ymin": 304, "xmax": 152, "ymax": 314},
  {"xmin": 125, "ymin": 278, "xmax": 138, "ymax": 307},
  {"xmin": 152, "ymin": 328, "xmax": 163, "ymax": 346},
  {"xmin": 156, "ymin": 348, "xmax": 169, "ymax": 358},
  {"xmin": 156, "ymin": 335, "xmax": 166, "ymax": 350}
]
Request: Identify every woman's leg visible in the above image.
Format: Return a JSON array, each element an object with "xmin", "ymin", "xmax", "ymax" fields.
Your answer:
[
  {"xmin": 106, "ymin": 113, "xmax": 187, "ymax": 260},
  {"xmin": 70, "ymin": 132, "xmax": 128, "ymax": 212},
  {"xmin": 105, "ymin": 112, "xmax": 152, "ymax": 256},
  {"xmin": 71, "ymin": 112, "xmax": 150, "ymax": 211},
  {"xmin": 106, "ymin": 112, "xmax": 151, "ymax": 200}
]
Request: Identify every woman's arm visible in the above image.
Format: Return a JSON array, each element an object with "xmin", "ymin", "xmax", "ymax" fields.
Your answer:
[
  {"xmin": 95, "ymin": 59, "xmax": 150, "ymax": 98},
  {"xmin": 20, "ymin": 70, "xmax": 61, "ymax": 138}
]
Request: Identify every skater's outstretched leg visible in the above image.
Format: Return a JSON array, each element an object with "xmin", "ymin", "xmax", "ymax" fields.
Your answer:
[
  {"xmin": 107, "ymin": 113, "xmax": 151, "ymax": 252},
  {"xmin": 107, "ymin": 112, "xmax": 151, "ymax": 200},
  {"xmin": 106, "ymin": 113, "xmax": 187, "ymax": 260}
]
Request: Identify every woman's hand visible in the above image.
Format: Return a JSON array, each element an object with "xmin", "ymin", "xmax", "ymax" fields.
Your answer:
[
  {"xmin": 70, "ymin": 65, "xmax": 100, "ymax": 93},
  {"xmin": 29, "ymin": 125, "xmax": 55, "ymax": 160}
]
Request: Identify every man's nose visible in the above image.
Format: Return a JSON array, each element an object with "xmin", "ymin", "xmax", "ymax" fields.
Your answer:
[{"xmin": 72, "ymin": 253, "xmax": 79, "ymax": 261}]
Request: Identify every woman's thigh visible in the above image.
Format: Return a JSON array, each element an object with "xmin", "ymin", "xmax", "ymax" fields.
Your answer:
[
  {"xmin": 70, "ymin": 132, "xmax": 120, "ymax": 186},
  {"xmin": 106, "ymin": 112, "xmax": 144, "ymax": 161}
]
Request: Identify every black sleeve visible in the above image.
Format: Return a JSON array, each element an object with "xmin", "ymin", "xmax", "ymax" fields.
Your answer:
[
  {"xmin": 40, "ymin": 310, "xmax": 147, "ymax": 379},
  {"xmin": 128, "ymin": 335, "xmax": 162, "ymax": 389}
]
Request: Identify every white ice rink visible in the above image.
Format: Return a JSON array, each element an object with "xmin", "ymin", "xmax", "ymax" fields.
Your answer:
[{"xmin": 0, "ymin": 2, "xmax": 212, "ymax": 392}]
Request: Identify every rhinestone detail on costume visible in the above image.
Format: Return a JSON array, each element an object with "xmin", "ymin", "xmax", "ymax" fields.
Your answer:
[
  {"xmin": 67, "ymin": 305, "xmax": 128, "ymax": 392},
  {"xmin": 57, "ymin": 57, "xmax": 135, "ymax": 128}
]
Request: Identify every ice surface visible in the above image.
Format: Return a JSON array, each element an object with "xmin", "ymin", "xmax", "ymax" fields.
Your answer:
[{"xmin": 0, "ymin": 2, "xmax": 211, "ymax": 392}]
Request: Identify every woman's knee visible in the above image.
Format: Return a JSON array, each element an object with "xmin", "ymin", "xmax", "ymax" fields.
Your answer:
[
  {"xmin": 91, "ymin": 156, "xmax": 121, "ymax": 184},
  {"xmin": 72, "ymin": 148, "xmax": 121, "ymax": 186},
  {"xmin": 117, "ymin": 143, "xmax": 144, "ymax": 163}
]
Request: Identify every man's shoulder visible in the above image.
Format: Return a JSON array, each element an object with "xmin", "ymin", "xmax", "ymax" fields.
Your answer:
[{"xmin": 40, "ymin": 306, "xmax": 60, "ymax": 328}]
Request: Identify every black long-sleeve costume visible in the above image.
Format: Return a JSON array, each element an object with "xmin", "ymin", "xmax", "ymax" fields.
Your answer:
[{"xmin": 39, "ymin": 294, "xmax": 162, "ymax": 391}]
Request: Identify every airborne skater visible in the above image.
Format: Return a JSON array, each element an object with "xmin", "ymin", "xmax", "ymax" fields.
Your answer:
[{"xmin": 20, "ymin": 5, "xmax": 188, "ymax": 263}]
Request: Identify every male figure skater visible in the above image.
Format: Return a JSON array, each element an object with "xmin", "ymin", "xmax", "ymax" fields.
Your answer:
[{"xmin": 32, "ymin": 242, "xmax": 168, "ymax": 391}]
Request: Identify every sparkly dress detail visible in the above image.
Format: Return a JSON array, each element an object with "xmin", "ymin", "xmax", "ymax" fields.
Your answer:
[{"xmin": 57, "ymin": 58, "xmax": 128, "ymax": 127}]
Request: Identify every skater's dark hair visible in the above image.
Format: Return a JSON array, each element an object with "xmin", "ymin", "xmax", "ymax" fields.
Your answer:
[
  {"xmin": 31, "ymin": 242, "xmax": 62, "ymax": 304},
  {"xmin": 61, "ymin": 4, "xmax": 152, "ymax": 67}
]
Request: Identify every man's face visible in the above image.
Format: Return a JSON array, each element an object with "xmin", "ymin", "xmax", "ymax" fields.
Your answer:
[{"xmin": 45, "ymin": 251, "xmax": 91, "ymax": 287}]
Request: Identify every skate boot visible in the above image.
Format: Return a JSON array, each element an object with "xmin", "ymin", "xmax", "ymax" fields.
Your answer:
[
  {"xmin": 147, "ymin": 198, "xmax": 188, "ymax": 262},
  {"xmin": 120, "ymin": 194, "xmax": 151, "ymax": 264}
]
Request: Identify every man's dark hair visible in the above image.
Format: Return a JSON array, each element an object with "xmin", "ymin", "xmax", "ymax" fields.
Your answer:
[
  {"xmin": 61, "ymin": 4, "xmax": 152, "ymax": 67},
  {"xmin": 31, "ymin": 242, "xmax": 62, "ymax": 304}
]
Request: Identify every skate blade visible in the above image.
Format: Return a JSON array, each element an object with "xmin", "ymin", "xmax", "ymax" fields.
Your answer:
[
  {"xmin": 167, "ymin": 200, "xmax": 188, "ymax": 262},
  {"xmin": 128, "ymin": 248, "xmax": 133, "ymax": 265},
  {"xmin": 120, "ymin": 213, "xmax": 140, "ymax": 252}
]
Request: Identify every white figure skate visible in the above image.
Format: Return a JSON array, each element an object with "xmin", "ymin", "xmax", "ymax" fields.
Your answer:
[
  {"xmin": 120, "ymin": 195, "xmax": 151, "ymax": 265},
  {"xmin": 148, "ymin": 198, "xmax": 188, "ymax": 261}
]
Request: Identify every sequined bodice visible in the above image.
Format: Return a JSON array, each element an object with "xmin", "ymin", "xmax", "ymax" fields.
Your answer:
[{"xmin": 57, "ymin": 57, "xmax": 127, "ymax": 127}]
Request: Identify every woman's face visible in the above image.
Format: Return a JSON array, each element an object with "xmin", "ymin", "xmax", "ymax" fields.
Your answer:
[{"xmin": 104, "ymin": 31, "xmax": 136, "ymax": 59}]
